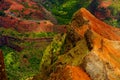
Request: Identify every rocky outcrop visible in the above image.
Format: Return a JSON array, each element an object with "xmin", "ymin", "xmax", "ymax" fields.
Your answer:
[
  {"xmin": 0, "ymin": 0, "xmax": 58, "ymax": 33},
  {"xmin": 0, "ymin": 50, "xmax": 7, "ymax": 80},
  {"xmin": 3, "ymin": 0, "xmax": 57, "ymax": 24},
  {"xmin": 67, "ymin": 8, "xmax": 120, "ymax": 80},
  {"xmin": 0, "ymin": 14, "xmax": 66, "ymax": 32},
  {"xmin": 0, "ymin": 16, "xmax": 54, "ymax": 32},
  {"xmin": 34, "ymin": 8, "xmax": 120, "ymax": 80},
  {"xmin": 49, "ymin": 65, "xmax": 91, "ymax": 80}
]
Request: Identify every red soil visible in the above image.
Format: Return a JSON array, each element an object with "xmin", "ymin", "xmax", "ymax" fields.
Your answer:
[
  {"xmin": 72, "ymin": 8, "xmax": 120, "ymax": 41},
  {"xmin": 49, "ymin": 65, "xmax": 91, "ymax": 80}
]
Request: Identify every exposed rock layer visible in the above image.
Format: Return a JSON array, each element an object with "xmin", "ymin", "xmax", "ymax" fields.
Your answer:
[
  {"xmin": 49, "ymin": 65, "xmax": 91, "ymax": 80},
  {"xmin": 0, "ymin": 0, "xmax": 59, "ymax": 32},
  {"xmin": 35, "ymin": 8, "xmax": 120, "ymax": 80},
  {"xmin": 0, "ymin": 35, "xmax": 53, "ymax": 52}
]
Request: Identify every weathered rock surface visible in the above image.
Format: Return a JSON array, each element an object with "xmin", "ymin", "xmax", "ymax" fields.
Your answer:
[
  {"xmin": 34, "ymin": 8, "xmax": 120, "ymax": 80},
  {"xmin": 0, "ymin": 50, "xmax": 7, "ymax": 80},
  {"xmin": 49, "ymin": 65, "xmax": 91, "ymax": 80},
  {"xmin": 0, "ymin": 0, "xmax": 59, "ymax": 32},
  {"xmin": 1, "ymin": 0, "xmax": 57, "ymax": 24}
]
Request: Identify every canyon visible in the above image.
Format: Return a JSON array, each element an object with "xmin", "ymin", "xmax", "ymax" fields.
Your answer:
[
  {"xmin": 34, "ymin": 8, "xmax": 120, "ymax": 80},
  {"xmin": 1, "ymin": 0, "xmax": 120, "ymax": 80}
]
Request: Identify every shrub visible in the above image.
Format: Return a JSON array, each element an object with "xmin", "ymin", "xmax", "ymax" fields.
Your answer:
[{"xmin": 0, "ymin": 10, "xmax": 5, "ymax": 16}]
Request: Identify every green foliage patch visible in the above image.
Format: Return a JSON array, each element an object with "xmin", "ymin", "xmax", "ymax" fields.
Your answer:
[
  {"xmin": 41, "ymin": 0, "xmax": 91, "ymax": 24},
  {"xmin": 0, "ymin": 10, "xmax": 5, "ymax": 16},
  {"xmin": 0, "ymin": 27, "xmax": 56, "ymax": 80},
  {"xmin": 105, "ymin": 1, "xmax": 120, "ymax": 27},
  {"xmin": 0, "ymin": 27, "xmax": 56, "ymax": 38},
  {"xmin": 0, "ymin": 44, "xmax": 44, "ymax": 80}
]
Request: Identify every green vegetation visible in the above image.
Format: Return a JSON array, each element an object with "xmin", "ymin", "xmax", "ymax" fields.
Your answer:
[
  {"xmin": 106, "ymin": 1, "xmax": 120, "ymax": 27},
  {"xmin": 10, "ymin": 10, "xmax": 19, "ymax": 13},
  {"xmin": 41, "ymin": 0, "xmax": 91, "ymax": 24},
  {"xmin": 40, "ymin": 33, "xmax": 67, "ymax": 71},
  {"xmin": 36, "ymin": 32, "xmax": 90, "ymax": 80},
  {"xmin": 22, "ymin": 2, "xmax": 30, "ymax": 8},
  {"xmin": 34, "ymin": 33, "xmax": 66, "ymax": 79},
  {"xmin": 104, "ymin": 19, "xmax": 120, "ymax": 27},
  {"xmin": 0, "ymin": 27, "xmax": 56, "ymax": 39},
  {"xmin": 0, "ymin": 27, "xmax": 56, "ymax": 80},
  {"xmin": 2, "ymin": 0, "xmax": 120, "ymax": 79},
  {"xmin": 0, "ymin": 45, "xmax": 44, "ymax": 80},
  {"xmin": 40, "ymin": 0, "xmax": 120, "ymax": 27},
  {"xmin": 0, "ymin": 10, "xmax": 5, "ymax": 16}
]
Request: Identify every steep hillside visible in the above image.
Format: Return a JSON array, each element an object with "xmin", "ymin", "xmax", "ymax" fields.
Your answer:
[
  {"xmin": 33, "ymin": 8, "xmax": 120, "ymax": 80},
  {"xmin": 0, "ymin": 0, "xmax": 59, "ymax": 32},
  {"xmin": 34, "ymin": 0, "xmax": 120, "ymax": 27},
  {"xmin": 1, "ymin": 0, "xmax": 120, "ymax": 80},
  {"xmin": 0, "ymin": 27, "xmax": 56, "ymax": 80},
  {"xmin": 88, "ymin": 0, "xmax": 120, "ymax": 27},
  {"xmin": 0, "ymin": 0, "xmax": 57, "ymax": 23},
  {"xmin": 0, "ymin": 1, "xmax": 67, "ymax": 79},
  {"xmin": 1, "ymin": 0, "xmax": 120, "ymax": 28},
  {"xmin": 35, "ymin": 0, "xmax": 92, "ymax": 24}
]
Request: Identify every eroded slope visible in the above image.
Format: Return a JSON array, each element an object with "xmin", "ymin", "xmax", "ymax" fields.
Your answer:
[{"xmin": 35, "ymin": 8, "xmax": 120, "ymax": 80}]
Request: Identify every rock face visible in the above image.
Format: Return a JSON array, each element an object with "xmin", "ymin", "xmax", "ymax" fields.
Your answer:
[
  {"xmin": 0, "ymin": 50, "xmax": 7, "ymax": 80},
  {"xmin": 49, "ymin": 65, "xmax": 91, "ymax": 80},
  {"xmin": 0, "ymin": 0, "xmax": 58, "ymax": 32},
  {"xmin": 2, "ymin": 0, "xmax": 57, "ymax": 23},
  {"xmin": 34, "ymin": 8, "xmax": 120, "ymax": 80}
]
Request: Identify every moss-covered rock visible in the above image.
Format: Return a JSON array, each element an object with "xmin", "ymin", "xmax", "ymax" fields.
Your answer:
[{"xmin": 33, "ymin": 33, "xmax": 66, "ymax": 79}]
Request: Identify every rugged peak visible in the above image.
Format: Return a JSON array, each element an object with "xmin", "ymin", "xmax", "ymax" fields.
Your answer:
[
  {"xmin": 37, "ymin": 8, "xmax": 120, "ymax": 80},
  {"xmin": 71, "ymin": 8, "xmax": 120, "ymax": 41}
]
